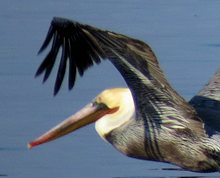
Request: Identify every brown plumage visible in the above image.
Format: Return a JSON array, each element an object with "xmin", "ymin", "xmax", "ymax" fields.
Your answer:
[{"xmin": 29, "ymin": 17, "xmax": 220, "ymax": 172}]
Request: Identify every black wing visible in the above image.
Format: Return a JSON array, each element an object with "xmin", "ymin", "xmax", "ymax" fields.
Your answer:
[
  {"xmin": 36, "ymin": 18, "xmax": 106, "ymax": 94},
  {"xmin": 190, "ymin": 68, "xmax": 220, "ymax": 131},
  {"xmin": 37, "ymin": 17, "xmax": 205, "ymax": 135},
  {"xmin": 37, "ymin": 17, "xmax": 170, "ymax": 96}
]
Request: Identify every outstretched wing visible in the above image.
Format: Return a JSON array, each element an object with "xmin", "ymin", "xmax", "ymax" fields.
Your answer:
[
  {"xmin": 37, "ymin": 17, "xmax": 205, "ymax": 134},
  {"xmin": 190, "ymin": 69, "xmax": 220, "ymax": 132},
  {"xmin": 37, "ymin": 17, "xmax": 164, "ymax": 95}
]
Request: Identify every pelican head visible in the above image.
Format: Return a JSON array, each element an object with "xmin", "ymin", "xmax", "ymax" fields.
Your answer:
[{"xmin": 28, "ymin": 88, "xmax": 135, "ymax": 148}]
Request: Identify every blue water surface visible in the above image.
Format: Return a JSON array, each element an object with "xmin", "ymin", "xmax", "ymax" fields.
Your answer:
[{"xmin": 0, "ymin": 0, "xmax": 220, "ymax": 177}]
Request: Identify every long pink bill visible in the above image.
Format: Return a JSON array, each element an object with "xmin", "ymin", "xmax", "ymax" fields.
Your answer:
[{"xmin": 28, "ymin": 102, "xmax": 118, "ymax": 149}]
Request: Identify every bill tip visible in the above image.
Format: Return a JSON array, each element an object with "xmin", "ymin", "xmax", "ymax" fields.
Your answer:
[{"xmin": 27, "ymin": 143, "xmax": 33, "ymax": 150}]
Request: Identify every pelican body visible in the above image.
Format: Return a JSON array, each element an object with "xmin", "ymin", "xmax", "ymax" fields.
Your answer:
[{"xmin": 29, "ymin": 17, "xmax": 220, "ymax": 172}]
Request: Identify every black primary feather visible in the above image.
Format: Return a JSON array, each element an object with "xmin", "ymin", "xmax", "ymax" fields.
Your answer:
[{"xmin": 37, "ymin": 17, "xmax": 105, "ymax": 95}]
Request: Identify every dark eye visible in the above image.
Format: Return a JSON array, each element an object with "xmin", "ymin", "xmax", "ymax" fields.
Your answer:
[{"xmin": 92, "ymin": 101, "xmax": 108, "ymax": 110}]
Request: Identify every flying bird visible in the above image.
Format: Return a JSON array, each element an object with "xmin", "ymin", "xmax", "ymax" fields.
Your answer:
[{"xmin": 28, "ymin": 17, "xmax": 220, "ymax": 172}]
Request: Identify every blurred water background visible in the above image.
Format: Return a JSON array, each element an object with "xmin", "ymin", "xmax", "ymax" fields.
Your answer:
[{"xmin": 1, "ymin": 0, "xmax": 220, "ymax": 177}]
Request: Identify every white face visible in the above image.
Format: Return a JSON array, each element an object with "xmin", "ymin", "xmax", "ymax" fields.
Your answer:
[
  {"xmin": 28, "ymin": 88, "xmax": 135, "ymax": 149},
  {"xmin": 95, "ymin": 88, "xmax": 135, "ymax": 140}
]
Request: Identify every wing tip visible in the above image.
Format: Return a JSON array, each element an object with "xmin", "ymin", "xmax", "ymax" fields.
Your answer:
[{"xmin": 36, "ymin": 17, "xmax": 107, "ymax": 96}]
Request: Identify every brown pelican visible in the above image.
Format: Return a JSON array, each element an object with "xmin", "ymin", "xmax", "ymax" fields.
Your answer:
[{"xmin": 28, "ymin": 17, "xmax": 220, "ymax": 172}]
